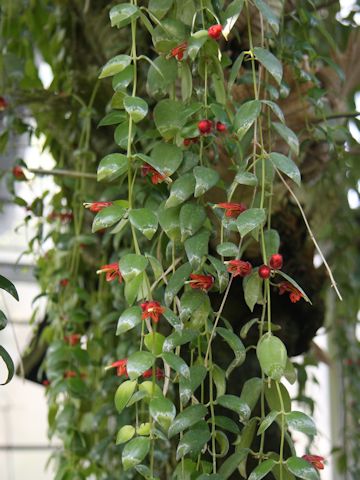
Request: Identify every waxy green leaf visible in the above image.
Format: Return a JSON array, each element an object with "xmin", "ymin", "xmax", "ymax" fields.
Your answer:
[
  {"xmin": 286, "ymin": 457, "xmax": 319, "ymax": 480},
  {"xmin": 163, "ymin": 329, "xmax": 197, "ymax": 352},
  {"xmin": 257, "ymin": 410, "xmax": 279, "ymax": 435},
  {"xmin": 124, "ymin": 96, "xmax": 148, "ymax": 123},
  {"xmin": 248, "ymin": 459, "xmax": 276, "ymax": 480},
  {"xmin": 168, "ymin": 404, "xmax": 208, "ymax": 438},
  {"xmin": 176, "ymin": 422, "xmax": 211, "ymax": 460},
  {"xmin": 273, "ymin": 122, "xmax": 299, "ymax": 156},
  {"xmin": 119, "ymin": 254, "xmax": 148, "ymax": 282},
  {"xmin": 148, "ymin": 0, "xmax": 174, "ymax": 19},
  {"xmin": 112, "ymin": 66, "xmax": 134, "ymax": 91},
  {"xmin": 144, "ymin": 332, "xmax": 165, "ymax": 356},
  {"xmin": 97, "ymin": 153, "xmax": 128, "ymax": 182},
  {"xmin": 235, "ymin": 171, "xmax": 258, "ymax": 186},
  {"xmin": 236, "ymin": 208, "xmax": 266, "ymax": 237},
  {"xmin": 127, "ymin": 351, "xmax": 155, "ymax": 380},
  {"xmin": 234, "ymin": 100, "xmax": 261, "ymax": 140},
  {"xmin": 158, "ymin": 203, "xmax": 181, "ymax": 241},
  {"xmin": 114, "ymin": 120, "xmax": 136, "ymax": 149},
  {"xmin": 254, "ymin": 47, "xmax": 283, "ymax": 86},
  {"xmin": 217, "ymin": 395, "xmax": 251, "ymax": 421},
  {"xmin": 147, "ymin": 56, "xmax": 177, "ymax": 97},
  {"xmin": 92, "ymin": 205, "xmax": 127, "ymax": 232},
  {"xmin": 257, "ymin": 334, "xmax": 287, "ymax": 381},
  {"xmin": 240, "ymin": 377, "xmax": 263, "ymax": 412},
  {"xmin": 179, "ymin": 204, "xmax": 206, "ymax": 241},
  {"xmin": 269, "ymin": 152, "xmax": 301, "ymax": 186},
  {"xmin": 184, "ymin": 229, "xmax": 210, "ymax": 269},
  {"xmin": 149, "ymin": 397, "xmax": 176, "ymax": 431},
  {"xmin": 98, "ymin": 110, "xmax": 126, "ymax": 127},
  {"xmin": 218, "ymin": 448, "xmax": 250, "ymax": 479},
  {"xmin": 161, "ymin": 352, "xmax": 190, "ymax": 378},
  {"xmin": 264, "ymin": 229, "xmax": 280, "ymax": 258},
  {"xmin": 129, "ymin": 208, "xmax": 158, "ymax": 240},
  {"xmin": 0, "ymin": 346, "xmax": 14, "ymax": 385},
  {"xmin": 216, "ymin": 242, "xmax": 238, "ymax": 257},
  {"xmin": 165, "ymin": 173, "xmax": 195, "ymax": 208},
  {"xmin": 193, "ymin": 166, "xmax": 219, "ymax": 197},
  {"xmin": 109, "ymin": 4, "xmax": 139, "ymax": 28},
  {"xmin": 222, "ymin": 0, "xmax": 245, "ymax": 39},
  {"xmin": 286, "ymin": 411, "xmax": 317, "ymax": 436},
  {"xmin": 165, "ymin": 262, "xmax": 193, "ymax": 306},
  {"xmin": 116, "ymin": 306, "xmax": 142, "ymax": 335},
  {"xmin": 114, "ymin": 380, "xmax": 137, "ymax": 413},
  {"xmin": 99, "ymin": 55, "xmax": 132, "ymax": 78},
  {"xmin": 116, "ymin": 425, "xmax": 135, "ymax": 445},
  {"xmin": 122, "ymin": 437, "xmax": 150, "ymax": 471},
  {"xmin": 0, "ymin": 275, "xmax": 19, "ymax": 301},
  {"xmin": 253, "ymin": 0, "xmax": 280, "ymax": 34},
  {"xmin": 216, "ymin": 327, "xmax": 246, "ymax": 377}
]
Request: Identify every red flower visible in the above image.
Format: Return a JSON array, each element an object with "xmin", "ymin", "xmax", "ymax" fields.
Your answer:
[
  {"xmin": 170, "ymin": 42, "xmax": 188, "ymax": 61},
  {"xmin": 141, "ymin": 163, "xmax": 166, "ymax": 184},
  {"xmin": 216, "ymin": 202, "xmax": 247, "ymax": 218},
  {"xmin": 84, "ymin": 201, "xmax": 113, "ymax": 213},
  {"xmin": 198, "ymin": 119, "xmax": 213, "ymax": 135},
  {"xmin": 143, "ymin": 367, "xmax": 165, "ymax": 380},
  {"xmin": 269, "ymin": 254, "xmax": 283, "ymax": 270},
  {"xmin": 141, "ymin": 301, "xmax": 165, "ymax": 323},
  {"xmin": 64, "ymin": 334, "xmax": 81, "ymax": 346},
  {"xmin": 302, "ymin": 455, "xmax": 325, "ymax": 470},
  {"xmin": 216, "ymin": 121, "xmax": 227, "ymax": 132},
  {"xmin": 208, "ymin": 24, "xmax": 223, "ymax": 40},
  {"xmin": 109, "ymin": 359, "xmax": 128, "ymax": 377},
  {"xmin": 42, "ymin": 379, "xmax": 50, "ymax": 387},
  {"xmin": 189, "ymin": 274, "xmax": 214, "ymax": 291},
  {"xmin": 96, "ymin": 263, "xmax": 122, "ymax": 283},
  {"xmin": 226, "ymin": 260, "xmax": 252, "ymax": 277},
  {"xmin": 0, "ymin": 96, "xmax": 8, "ymax": 111},
  {"xmin": 12, "ymin": 166, "xmax": 26, "ymax": 180},
  {"xmin": 64, "ymin": 370, "xmax": 77, "ymax": 379},
  {"xmin": 278, "ymin": 282, "xmax": 303, "ymax": 303},
  {"xmin": 183, "ymin": 137, "xmax": 199, "ymax": 146},
  {"xmin": 60, "ymin": 278, "xmax": 69, "ymax": 288}
]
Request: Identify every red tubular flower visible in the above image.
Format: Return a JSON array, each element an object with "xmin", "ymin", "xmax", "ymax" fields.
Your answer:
[
  {"xmin": 278, "ymin": 282, "xmax": 303, "ymax": 303},
  {"xmin": 216, "ymin": 202, "xmax": 247, "ymax": 218},
  {"xmin": 42, "ymin": 379, "xmax": 50, "ymax": 387},
  {"xmin": 141, "ymin": 301, "xmax": 165, "ymax": 324},
  {"xmin": 141, "ymin": 163, "xmax": 166, "ymax": 184},
  {"xmin": 64, "ymin": 334, "xmax": 81, "ymax": 346},
  {"xmin": 64, "ymin": 370, "xmax": 77, "ymax": 379},
  {"xmin": 226, "ymin": 260, "xmax": 252, "ymax": 277},
  {"xmin": 84, "ymin": 201, "xmax": 113, "ymax": 213},
  {"xmin": 216, "ymin": 121, "xmax": 227, "ymax": 132},
  {"xmin": 60, "ymin": 278, "xmax": 69, "ymax": 287},
  {"xmin": 208, "ymin": 24, "xmax": 223, "ymax": 40},
  {"xmin": 96, "ymin": 263, "xmax": 122, "ymax": 283},
  {"xmin": 258, "ymin": 265, "xmax": 271, "ymax": 279},
  {"xmin": 142, "ymin": 367, "xmax": 165, "ymax": 380},
  {"xmin": 0, "ymin": 96, "xmax": 8, "ymax": 110},
  {"xmin": 189, "ymin": 274, "xmax": 214, "ymax": 291},
  {"xmin": 109, "ymin": 359, "xmax": 128, "ymax": 377},
  {"xmin": 198, "ymin": 119, "xmax": 213, "ymax": 135},
  {"xmin": 302, "ymin": 455, "xmax": 325, "ymax": 470},
  {"xmin": 12, "ymin": 166, "xmax": 26, "ymax": 180},
  {"xmin": 170, "ymin": 42, "xmax": 188, "ymax": 61},
  {"xmin": 269, "ymin": 253, "xmax": 283, "ymax": 270}
]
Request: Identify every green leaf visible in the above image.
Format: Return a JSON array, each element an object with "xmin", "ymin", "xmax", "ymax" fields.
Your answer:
[
  {"xmin": 240, "ymin": 318, "xmax": 259, "ymax": 338},
  {"xmin": 234, "ymin": 100, "xmax": 261, "ymax": 140},
  {"xmin": 163, "ymin": 329, "xmax": 197, "ymax": 352},
  {"xmin": 176, "ymin": 422, "xmax": 211, "ymax": 460},
  {"xmin": 92, "ymin": 205, "xmax": 126, "ymax": 232},
  {"xmin": 218, "ymin": 448, "xmax": 250, "ymax": 479},
  {"xmin": 116, "ymin": 425, "xmax": 135, "ymax": 445},
  {"xmin": 0, "ymin": 310, "xmax": 7, "ymax": 330},
  {"xmin": 257, "ymin": 334, "xmax": 287, "ymax": 381},
  {"xmin": 154, "ymin": 100, "xmax": 200, "ymax": 140},
  {"xmin": 99, "ymin": 55, "xmax": 132, "ymax": 78},
  {"xmin": 236, "ymin": 208, "xmax": 266, "ymax": 237},
  {"xmin": 161, "ymin": 352, "xmax": 190, "ymax": 378},
  {"xmin": 179, "ymin": 365, "xmax": 207, "ymax": 404},
  {"xmin": 228, "ymin": 52, "xmax": 245, "ymax": 92},
  {"xmin": 97, "ymin": 153, "xmax": 128, "ymax": 182},
  {"xmin": 269, "ymin": 152, "xmax": 301, "ymax": 186},
  {"xmin": 264, "ymin": 229, "xmax": 280, "ymax": 258},
  {"xmin": 272, "ymin": 122, "xmax": 299, "ymax": 156},
  {"xmin": 264, "ymin": 380, "xmax": 291, "ymax": 413},
  {"xmin": 212, "ymin": 364, "xmax": 226, "ymax": 398},
  {"xmin": 184, "ymin": 229, "xmax": 210, "ymax": 269},
  {"xmin": 112, "ymin": 66, "xmax": 134, "ymax": 91},
  {"xmin": 284, "ymin": 358, "xmax": 297, "ymax": 385},
  {"xmin": 253, "ymin": 0, "xmax": 280, "ymax": 34},
  {"xmin": 114, "ymin": 380, "xmax": 137, "ymax": 413},
  {"xmin": 0, "ymin": 346, "xmax": 14, "ymax": 385},
  {"xmin": 276, "ymin": 270, "xmax": 311, "ymax": 304},
  {"xmin": 158, "ymin": 203, "xmax": 181, "ymax": 241},
  {"xmin": 286, "ymin": 457, "xmax": 319, "ymax": 480},
  {"xmin": 129, "ymin": 208, "xmax": 158, "ymax": 240},
  {"xmin": 244, "ymin": 272, "xmax": 262, "ymax": 311},
  {"xmin": 180, "ymin": 204, "xmax": 206, "ymax": 241},
  {"xmin": 168, "ymin": 404, "xmax": 208, "ymax": 438},
  {"xmin": 147, "ymin": 56, "xmax": 177, "ymax": 97},
  {"xmin": 222, "ymin": 0, "xmax": 245, "ymax": 39},
  {"xmin": 257, "ymin": 410, "xmax": 279, "ymax": 435},
  {"xmin": 286, "ymin": 411, "xmax": 317, "ymax": 436},
  {"xmin": 137, "ymin": 143, "xmax": 183, "ymax": 178},
  {"xmin": 217, "ymin": 395, "xmax": 251, "ymax": 422},
  {"xmin": 149, "ymin": 397, "xmax": 176, "ymax": 432},
  {"xmin": 180, "ymin": 62, "xmax": 193, "ymax": 102},
  {"xmin": 116, "ymin": 306, "xmax": 142, "ymax": 335},
  {"xmin": 193, "ymin": 166, "xmax": 219, "ymax": 197},
  {"xmin": 216, "ymin": 327, "xmax": 246, "ymax": 377},
  {"xmin": 123, "ymin": 96, "xmax": 148, "ymax": 123},
  {"xmin": 119, "ymin": 254, "xmax": 148, "ymax": 282},
  {"xmin": 248, "ymin": 459, "xmax": 276, "ymax": 480},
  {"xmin": 240, "ymin": 377, "xmax": 263, "ymax": 412},
  {"xmin": 122, "ymin": 437, "xmax": 150, "ymax": 471},
  {"xmin": 179, "ymin": 290, "xmax": 206, "ymax": 322},
  {"xmin": 148, "ymin": 0, "xmax": 174, "ymax": 19},
  {"xmin": 98, "ymin": 110, "xmax": 126, "ymax": 127},
  {"xmin": 253, "ymin": 47, "xmax": 283, "ymax": 86},
  {"xmin": 165, "ymin": 262, "xmax": 193, "ymax": 306},
  {"xmin": 214, "ymin": 416, "xmax": 240, "ymax": 434},
  {"xmin": 165, "ymin": 173, "xmax": 195, "ymax": 208},
  {"xmin": 114, "ymin": 120, "xmax": 136, "ymax": 149},
  {"xmin": 208, "ymin": 255, "xmax": 229, "ymax": 293},
  {"xmin": 262, "ymin": 100, "xmax": 285, "ymax": 123},
  {"xmin": 124, "ymin": 273, "xmax": 144, "ymax": 306},
  {"xmin": 144, "ymin": 332, "xmax": 165, "ymax": 356},
  {"xmin": 109, "ymin": 3, "xmax": 139, "ymax": 28},
  {"xmin": 216, "ymin": 242, "xmax": 238, "ymax": 257},
  {"xmin": 235, "ymin": 171, "xmax": 258, "ymax": 186},
  {"xmin": 0, "ymin": 275, "xmax": 19, "ymax": 301},
  {"xmin": 187, "ymin": 30, "xmax": 208, "ymax": 60},
  {"xmin": 127, "ymin": 351, "xmax": 155, "ymax": 380}
]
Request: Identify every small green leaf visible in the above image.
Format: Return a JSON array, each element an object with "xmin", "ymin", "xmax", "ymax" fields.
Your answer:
[
  {"xmin": 127, "ymin": 351, "xmax": 155, "ymax": 380},
  {"xmin": 257, "ymin": 410, "xmax": 279, "ymax": 435},
  {"xmin": 165, "ymin": 262, "xmax": 193, "ymax": 306},
  {"xmin": 222, "ymin": 0, "xmax": 245, "ymax": 39},
  {"xmin": 236, "ymin": 208, "xmax": 266, "ymax": 237},
  {"xmin": 218, "ymin": 448, "xmax": 250, "ymax": 479},
  {"xmin": 148, "ymin": 0, "xmax": 174, "ymax": 19},
  {"xmin": 179, "ymin": 290, "xmax": 206, "ymax": 322},
  {"xmin": 264, "ymin": 229, "xmax": 280, "ymax": 258},
  {"xmin": 162, "ymin": 329, "xmax": 197, "ymax": 352},
  {"xmin": 99, "ymin": 55, "xmax": 132, "ymax": 79},
  {"xmin": 116, "ymin": 425, "xmax": 135, "ymax": 445},
  {"xmin": 114, "ymin": 380, "xmax": 137, "ymax": 413},
  {"xmin": 262, "ymin": 100, "xmax": 285, "ymax": 123},
  {"xmin": 124, "ymin": 96, "xmax": 148, "ymax": 123},
  {"xmin": 284, "ymin": 358, "xmax": 297, "ymax": 385},
  {"xmin": 116, "ymin": 306, "xmax": 142, "ymax": 335},
  {"xmin": 0, "ymin": 310, "xmax": 7, "ymax": 330},
  {"xmin": 248, "ymin": 459, "xmax": 276, "ymax": 480},
  {"xmin": 98, "ymin": 110, "xmax": 126, "ymax": 127},
  {"xmin": 264, "ymin": 380, "xmax": 291, "ymax": 413},
  {"xmin": 176, "ymin": 422, "xmax": 211, "ymax": 460},
  {"xmin": 180, "ymin": 62, "xmax": 193, "ymax": 102},
  {"xmin": 269, "ymin": 152, "xmax": 301, "ymax": 186},
  {"xmin": 109, "ymin": 3, "xmax": 139, "ymax": 28},
  {"xmin": 214, "ymin": 416, "xmax": 240, "ymax": 434},
  {"xmin": 286, "ymin": 457, "xmax": 319, "ymax": 480},
  {"xmin": 286, "ymin": 411, "xmax": 317, "ymax": 436},
  {"xmin": 124, "ymin": 273, "xmax": 144, "ymax": 306},
  {"xmin": 240, "ymin": 318, "xmax": 259, "ymax": 338},
  {"xmin": 253, "ymin": 0, "xmax": 280, "ymax": 34},
  {"xmin": 168, "ymin": 404, "xmax": 208, "ymax": 438},
  {"xmin": 244, "ymin": 272, "xmax": 262, "ymax": 311},
  {"xmin": 235, "ymin": 171, "xmax": 258, "ymax": 186},
  {"xmin": 97, "ymin": 153, "xmax": 128, "ymax": 182},
  {"xmin": 234, "ymin": 100, "xmax": 261, "ymax": 140},
  {"xmin": 216, "ymin": 242, "xmax": 238, "ymax": 257},
  {"xmin": 272, "ymin": 122, "xmax": 299, "ymax": 156},
  {"xmin": 146, "ymin": 56, "xmax": 177, "ymax": 97},
  {"xmin": 92, "ymin": 205, "xmax": 126, "ymax": 232},
  {"xmin": 0, "ymin": 275, "xmax": 19, "ymax": 301},
  {"xmin": 149, "ymin": 397, "xmax": 176, "ymax": 432},
  {"xmin": 129, "ymin": 208, "xmax": 158, "ymax": 240},
  {"xmin": 184, "ymin": 229, "xmax": 210, "ymax": 269},
  {"xmin": 158, "ymin": 203, "xmax": 181, "ymax": 241},
  {"xmin": 161, "ymin": 352, "xmax": 190, "ymax": 378},
  {"xmin": 122, "ymin": 437, "xmax": 150, "ymax": 471},
  {"xmin": 165, "ymin": 173, "xmax": 195, "ymax": 208},
  {"xmin": 240, "ymin": 377, "xmax": 263, "ymax": 412},
  {"xmin": 254, "ymin": 47, "xmax": 283, "ymax": 86},
  {"xmin": 228, "ymin": 52, "xmax": 245, "ymax": 92},
  {"xmin": 154, "ymin": 100, "xmax": 200, "ymax": 140},
  {"xmin": 212, "ymin": 364, "xmax": 226, "ymax": 398},
  {"xmin": 216, "ymin": 327, "xmax": 246, "ymax": 377},
  {"xmin": 257, "ymin": 334, "xmax": 287, "ymax": 381},
  {"xmin": 208, "ymin": 255, "xmax": 229, "ymax": 293},
  {"xmin": 193, "ymin": 166, "xmax": 219, "ymax": 197},
  {"xmin": 119, "ymin": 254, "xmax": 148, "ymax": 282},
  {"xmin": 0, "ymin": 346, "xmax": 14, "ymax": 385},
  {"xmin": 187, "ymin": 30, "xmax": 208, "ymax": 60},
  {"xmin": 112, "ymin": 66, "xmax": 134, "ymax": 90},
  {"xmin": 144, "ymin": 332, "xmax": 165, "ymax": 356},
  {"xmin": 137, "ymin": 142, "xmax": 183, "ymax": 177},
  {"xmin": 217, "ymin": 395, "xmax": 251, "ymax": 422},
  {"xmin": 276, "ymin": 270, "xmax": 311, "ymax": 303},
  {"xmin": 180, "ymin": 204, "xmax": 206, "ymax": 241}
]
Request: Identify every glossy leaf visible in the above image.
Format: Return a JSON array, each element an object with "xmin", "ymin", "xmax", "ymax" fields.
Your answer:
[
  {"xmin": 273, "ymin": 122, "xmax": 299, "ymax": 156},
  {"xmin": 236, "ymin": 208, "xmax": 266, "ymax": 237},
  {"xmin": 92, "ymin": 205, "xmax": 127, "ymax": 232},
  {"xmin": 149, "ymin": 397, "xmax": 176, "ymax": 431},
  {"xmin": 234, "ymin": 100, "xmax": 261, "ymax": 140},
  {"xmin": 138, "ymin": 143, "xmax": 183, "ymax": 177},
  {"xmin": 193, "ymin": 166, "xmax": 219, "ymax": 197},
  {"xmin": 214, "ymin": 416, "xmax": 240, "ymax": 434},
  {"xmin": 97, "ymin": 153, "xmax": 128, "ymax": 182},
  {"xmin": 222, "ymin": 0, "xmax": 245, "ymax": 39},
  {"xmin": 184, "ymin": 229, "xmax": 210, "ymax": 269},
  {"xmin": 124, "ymin": 96, "xmax": 148, "ymax": 123},
  {"xmin": 158, "ymin": 204, "xmax": 181, "ymax": 242},
  {"xmin": 240, "ymin": 318, "xmax": 259, "ymax": 338},
  {"xmin": 179, "ymin": 290, "xmax": 206, "ymax": 322},
  {"xmin": 216, "ymin": 327, "xmax": 246, "ymax": 377},
  {"xmin": 176, "ymin": 422, "xmax": 211, "ymax": 460},
  {"xmin": 254, "ymin": 47, "xmax": 283, "ymax": 86},
  {"xmin": 0, "ymin": 346, "xmax": 14, "ymax": 385},
  {"xmin": 116, "ymin": 425, "xmax": 135, "ymax": 445},
  {"xmin": 212, "ymin": 364, "xmax": 226, "ymax": 398},
  {"xmin": 243, "ymin": 272, "xmax": 262, "ymax": 312},
  {"xmin": 99, "ymin": 55, "xmax": 132, "ymax": 78},
  {"xmin": 216, "ymin": 242, "xmax": 238, "ymax": 257},
  {"xmin": 269, "ymin": 152, "xmax": 301, "ymax": 186},
  {"xmin": 163, "ymin": 329, "xmax": 197, "ymax": 352},
  {"xmin": 114, "ymin": 120, "xmax": 136, "ymax": 149},
  {"xmin": 235, "ymin": 171, "xmax": 258, "ymax": 186},
  {"xmin": 168, "ymin": 404, "xmax": 208, "ymax": 438},
  {"xmin": 240, "ymin": 377, "xmax": 263, "ymax": 412},
  {"xmin": 276, "ymin": 270, "xmax": 311, "ymax": 303},
  {"xmin": 262, "ymin": 100, "xmax": 285, "ymax": 123},
  {"xmin": 286, "ymin": 457, "xmax": 319, "ymax": 480},
  {"xmin": 187, "ymin": 30, "xmax": 208, "ymax": 60},
  {"xmin": 109, "ymin": 4, "xmax": 139, "ymax": 28},
  {"xmin": 0, "ymin": 310, "xmax": 7, "ymax": 330},
  {"xmin": 124, "ymin": 273, "xmax": 144, "ymax": 306},
  {"xmin": 165, "ymin": 262, "xmax": 193, "ymax": 306},
  {"xmin": 127, "ymin": 351, "xmax": 155, "ymax": 380},
  {"xmin": 253, "ymin": 0, "xmax": 280, "ymax": 34},
  {"xmin": 114, "ymin": 380, "xmax": 137, "ymax": 413},
  {"xmin": 122, "ymin": 437, "xmax": 150, "ymax": 471},
  {"xmin": 286, "ymin": 411, "xmax": 317, "ymax": 436},
  {"xmin": 165, "ymin": 173, "xmax": 195, "ymax": 208},
  {"xmin": 257, "ymin": 334, "xmax": 287, "ymax": 381},
  {"xmin": 112, "ymin": 66, "xmax": 134, "ymax": 90},
  {"xmin": 248, "ymin": 459, "xmax": 276, "ymax": 480},
  {"xmin": 0, "ymin": 275, "xmax": 19, "ymax": 300},
  {"xmin": 98, "ymin": 110, "xmax": 126, "ymax": 127},
  {"xmin": 147, "ymin": 56, "xmax": 177, "ymax": 97},
  {"xmin": 116, "ymin": 306, "xmax": 142, "ymax": 335},
  {"xmin": 179, "ymin": 204, "xmax": 206, "ymax": 241},
  {"xmin": 161, "ymin": 352, "xmax": 190, "ymax": 378},
  {"xmin": 148, "ymin": 0, "xmax": 174, "ymax": 19},
  {"xmin": 208, "ymin": 255, "xmax": 229, "ymax": 292},
  {"xmin": 264, "ymin": 380, "xmax": 291, "ymax": 413},
  {"xmin": 257, "ymin": 410, "xmax": 279, "ymax": 435},
  {"xmin": 228, "ymin": 52, "xmax": 245, "ymax": 92},
  {"xmin": 119, "ymin": 254, "xmax": 148, "ymax": 282},
  {"xmin": 144, "ymin": 332, "xmax": 165, "ymax": 356},
  {"xmin": 180, "ymin": 62, "xmax": 193, "ymax": 102},
  {"xmin": 264, "ymin": 229, "xmax": 280, "ymax": 257},
  {"xmin": 218, "ymin": 448, "xmax": 250, "ymax": 479},
  {"xmin": 217, "ymin": 395, "xmax": 251, "ymax": 421},
  {"xmin": 154, "ymin": 100, "xmax": 200, "ymax": 140},
  {"xmin": 129, "ymin": 208, "xmax": 158, "ymax": 240},
  {"xmin": 284, "ymin": 358, "xmax": 297, "ymax": 385}
]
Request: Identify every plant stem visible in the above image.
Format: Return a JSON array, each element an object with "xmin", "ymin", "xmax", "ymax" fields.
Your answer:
[{"xmin": 276, "ymin": 381, "xmax": 285, "ymax": 480}]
